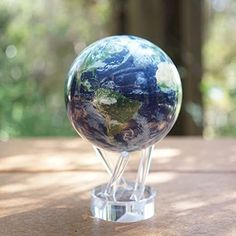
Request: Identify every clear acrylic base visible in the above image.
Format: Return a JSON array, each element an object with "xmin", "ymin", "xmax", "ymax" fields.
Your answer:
[{"xmin": 91, "ymin": 183, "xmax": 156, "ymax": 222}]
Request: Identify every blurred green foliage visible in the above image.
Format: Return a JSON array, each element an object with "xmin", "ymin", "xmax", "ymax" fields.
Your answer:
[
  {"xmin": 203, "ymin": 0, "xmax": 236, "ymax": 137},
  {"xmin": 0, "ymin": 0, "xmax": 110, "ymax": 139}
]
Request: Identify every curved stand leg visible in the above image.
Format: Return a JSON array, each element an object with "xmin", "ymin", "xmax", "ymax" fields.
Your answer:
[
  {"xmin": 93, "ymin": 146, "xmax": 113, "ymax": 176},
  {"xmin": 93, "ymin": 146, "xmax": 126, "ymax": 185},
  {"xmin": 104, "ymin": 151, "xmax": 129, "ymax": 201},
  {"xmin": 131, "ymin": 145, "xmax": 154, "ymax": 201}
]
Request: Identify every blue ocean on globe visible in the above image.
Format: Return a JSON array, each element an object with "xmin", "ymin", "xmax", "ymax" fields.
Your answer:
[{"xmin": 65, "ymin": 35, "xmax": 182, "ymax": 152}]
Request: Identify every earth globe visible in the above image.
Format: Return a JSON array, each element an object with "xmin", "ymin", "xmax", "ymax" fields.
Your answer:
[{"xmin": 65, "ymin": 35, "xmax": 182, "ymax": 222}]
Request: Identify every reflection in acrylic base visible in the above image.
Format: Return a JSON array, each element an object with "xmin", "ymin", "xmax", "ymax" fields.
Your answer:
[
  {"xmin": 91, "ymin": 184, "xmax": 156, "ymax": 222},
  {"xmin": 90, "ymin": 145, "xmax": 156, "ymax": 222}
]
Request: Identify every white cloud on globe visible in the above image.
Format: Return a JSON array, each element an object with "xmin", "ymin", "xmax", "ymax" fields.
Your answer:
[{"xmin": 155, "ymin": 62, "xmax": 180, "ymax": 89}]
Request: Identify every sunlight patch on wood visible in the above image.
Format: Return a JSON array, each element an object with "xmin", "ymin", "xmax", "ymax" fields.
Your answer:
[
  {"xmin": 173, "ymin": 200, "xmax": 206, "ymax": 211},
  {"xmin": 148, "ymin": 172, "xmax": 176, "ymax": 184},
  {"xmin": 152, "ymin": 148, "xmax": 181, "ymax": 158}
]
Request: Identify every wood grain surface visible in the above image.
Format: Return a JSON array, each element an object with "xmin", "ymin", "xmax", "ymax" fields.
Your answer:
[{"xmin": 0, "ymin": 138, "xmax": 236, "ymax": 236}]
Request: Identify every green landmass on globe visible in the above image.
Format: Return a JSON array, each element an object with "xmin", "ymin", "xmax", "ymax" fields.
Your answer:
[{"xmin": 93, "ymin": 88, "xmax": 141, "ymax": 136}]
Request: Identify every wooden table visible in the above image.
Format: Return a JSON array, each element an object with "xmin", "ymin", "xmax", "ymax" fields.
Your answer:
[{"xmin": 0, "ymin": 138, "xmax": 236, "ymax": 236}]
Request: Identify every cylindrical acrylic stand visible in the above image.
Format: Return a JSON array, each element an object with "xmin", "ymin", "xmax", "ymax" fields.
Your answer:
[{"xmin": 91, "ymin": 145, "xmax": 156, "ymax": 222}]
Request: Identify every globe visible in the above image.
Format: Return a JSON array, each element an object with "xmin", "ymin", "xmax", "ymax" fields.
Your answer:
[{"xmin": 65, "ymin": 35, "xmax": 182, "ymax": 152}]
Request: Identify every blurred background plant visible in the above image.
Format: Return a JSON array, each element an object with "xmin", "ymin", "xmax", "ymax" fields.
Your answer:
[
  {"xmin": 203, "ymin": 0, "xmax": 236, "ymax": 137},
  {"xmin": 0, "ymin": 0, "xmax": 110, "ymax": 139},
  {"xmin": 0, "ymin": 0, "xmax": 235, "ymax": 139}
]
